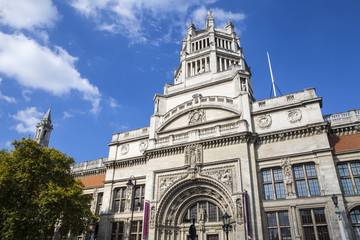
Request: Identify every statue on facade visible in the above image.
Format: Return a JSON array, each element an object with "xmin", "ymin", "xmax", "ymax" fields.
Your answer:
[{"xmin": 281, "ymin": 158, "xmax": 296, "ymax": 197}]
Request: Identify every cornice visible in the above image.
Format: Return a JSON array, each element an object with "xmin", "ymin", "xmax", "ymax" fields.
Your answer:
[
  {"xmin": 104, "ymin": 156, "xmax": 147, "ymax": 169},
  {"xmin": 73, "ymin": 168, "xmax": 106, "ymax": 178},
  {"xmin": 257, "ymin": 122, "xmax": 328, "ymax": 145},
  {"xmin": 252, "ymin": 97, "xmax": 322, "ymax": 115},
  {"xmin": 107, "ymin": 134, "xmax": 149, "ymax": 146},
  {"xmin": 328, "ymin": 122, "xmax": 360, "ymax": 137},
  {"xmin": 257, "ymin": 147, "xmax": 332, "ymax": 162}
]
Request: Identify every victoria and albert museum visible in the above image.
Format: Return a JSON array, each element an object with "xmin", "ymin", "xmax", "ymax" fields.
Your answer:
[{"xmin": 34, "ymin": 11, "xmax": 360, "ymax": 240}]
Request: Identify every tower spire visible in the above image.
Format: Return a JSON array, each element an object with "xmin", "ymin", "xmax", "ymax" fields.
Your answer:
[{"xmin": 34, "ymin": 106, "xmax": 53, "ymax": 147}]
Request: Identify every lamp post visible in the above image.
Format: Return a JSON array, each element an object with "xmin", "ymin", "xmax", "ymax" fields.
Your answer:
[
  {"xmin": 86, "ymin": 221, "xmax": 95, "ymax": 240},
  {"xmin": 331, "ymin": 194, "xmax": 347, "ymax": 240},
  {"xmin": 222, "ymin": 212, "xmax": 231, "ymax": 240},
  {"xmin": 126, "ymin": 176, "xmax": 136, "ymax": 240}
]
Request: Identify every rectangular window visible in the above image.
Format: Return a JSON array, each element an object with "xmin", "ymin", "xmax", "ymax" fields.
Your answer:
[
  {"xmin": 266, "ymin": 211, "xmax": 291, "ymax": 240},
  {"xmin": 114, "ymin": 187, "xmax": 127, "ymax": 213},
  {"xmin": 130, "ymin": 221, "xmax": 142, "ymax": 240},
  {"xmin": 96, "ymin": 192, "xmax": 103, "ymax": 215},
  {"xmin": 294, "ymin": 164, "xmax": 320, "ymax": 197},
  {"xmin": 262, "ymin": 169, "xmax": 285, "ymax": 200},
  {"xmin": 111, "ymin": 221, "xmax": 124, "ymax": 240},
  {"xmin": 338, "ymin": 162, "xmax": 360, "ymax": 195},
  {"xmin": 300, "ymin": 209, "xmax": 329, "ymax": 240},
  {"xmin": 134, "ymin": 185, "xmax": 145, "ymax": 211},
  {"xmin": 206, "ymin": 234, "xmax": 218, "ymax": 240}
]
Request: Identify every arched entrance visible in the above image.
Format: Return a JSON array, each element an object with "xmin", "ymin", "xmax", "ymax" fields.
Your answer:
[{"xmin": 155, "ymin": 177, "xmax": 237, "ymax": 240}]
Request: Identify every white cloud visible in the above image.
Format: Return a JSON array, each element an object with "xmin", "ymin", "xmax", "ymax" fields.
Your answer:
[
  {"xmin": 109, "ymin": 97, "xmax": 120, "ymax": 108},
  {"xmin": 12, "ymin": 107, "xmax": 44, "ymax": 133},
  {"xmin": 0, "ymin": 32, "xmax": 101, "ymax": 114},
  {"xmin": 0, "ymin": 0, "xmax": 60, "ymax": 30},
  {"xmin": 63, "ymin": 111, "xmax": 73, "ymax": 119},
  {"xmin": 0, "ymin": 90, "xmax": 16, "ymax": 103},
  {"xmin": 70, "ymin": 0, "xmax": 245, "ymax": 44},
  {"xmin": 22, "ymin": 89, "xmax": 32, "ymax": 102}
]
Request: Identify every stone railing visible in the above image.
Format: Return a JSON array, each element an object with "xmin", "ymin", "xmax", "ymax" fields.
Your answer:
[
  {"xmin": 323, "ymin": 109, "xmax": 360, "ymax": 125},
  {"xmin": 163, "ymin": 96, "xmax": 234, "ymax": 121},
  {"xmin": 72, "ymin": 157, "xmax": 108, "ymax": 172},
  {"xmin": 111, "ymin": 127, "xmax": 149, "ymax": 142}
]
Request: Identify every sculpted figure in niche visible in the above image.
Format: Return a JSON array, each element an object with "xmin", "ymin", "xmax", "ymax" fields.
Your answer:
[
  {"xmin": 236, "ymin": 196, "xmax": 243, "ymax": 224},
  {"xmin": 281, "ymin": 158, "xmax": 295, "ymax": 197},
  {"xmin": 199, "ymin": 207, "xmax": 206, "ymax": 222},
  {"xmin": 184, "ymin": 144, "xmax": 203, "ymax": 168},
  {"xmin": 150, "ymin": 206, "xmax": 155, "ymax": 229},
  {"xmin": 125, "ymin": 185, "xmax": 132, "ymax": 211}
]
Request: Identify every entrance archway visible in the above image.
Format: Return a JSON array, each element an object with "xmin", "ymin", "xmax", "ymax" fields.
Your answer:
[{"xmin": 155, "ymin": 177, "xmax": 235, "ymax": 240}]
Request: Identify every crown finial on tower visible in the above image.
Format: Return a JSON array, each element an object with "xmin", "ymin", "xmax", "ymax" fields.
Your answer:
[
  {"xmin": 34, "ymin": 106, "xmax": 53, "ymax": 147},
  {"xmin": 206, "ymin": 10, "xmax": 215, "ymax": 29}
]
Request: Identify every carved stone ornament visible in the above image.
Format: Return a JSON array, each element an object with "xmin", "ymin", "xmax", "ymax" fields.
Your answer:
[
  {"xmin": 281, "ymin": 158, "xmax": 296, "ymax": 197},
  {"xmin": 139, "ymin": 140, "xmax": 148, "ymax": 152},
  {"xmin": 184, "ymin": 144, "xmax": 203, "ymax": 168},
  {"xmin": 158, "ymin": 175, "xmax": 183, "ymax": 196},
  {"xmin": 257, "ymin": 115, "xmax": 272, "ymax": 129},
  {"xmin": 121, "ymin": 144, "xmax": 129, "ymax": 155},
  {"xmin": 188, "ymin": 109, "xmax": 206, "ymax": 125},
  {"xmin": 288, "ymin": 109, "xmax": 302, "ymax": 123},
  {"xmin": 202, "ymin": 167, "xmax": 233, "ymax": 191}
]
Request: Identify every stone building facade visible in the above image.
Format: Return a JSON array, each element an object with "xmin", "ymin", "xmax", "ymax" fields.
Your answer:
[{"xmin": 71, "ymin": 12, "xmax": 360, "ymax": 240}]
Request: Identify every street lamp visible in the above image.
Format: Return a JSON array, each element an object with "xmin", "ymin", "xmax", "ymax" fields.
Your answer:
[
  {"xmin": 222, "ymin": 212, "xmax": 231, "ymax": 240},
  {"xmin": 126, "ymin": 176, "xmax": 141, "ymax": 240},
  {"xmin": 86, "ymin": 221, "xmax": 95, "ymax": 240},
  {"xmin": 331, "ymin": 194, "xmax": 346, "ymax": 240}
]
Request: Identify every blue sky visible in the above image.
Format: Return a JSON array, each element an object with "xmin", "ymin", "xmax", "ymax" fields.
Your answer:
[{"xmin": 0, "ymin": 0, "xmax": 359, "ymax": 163}]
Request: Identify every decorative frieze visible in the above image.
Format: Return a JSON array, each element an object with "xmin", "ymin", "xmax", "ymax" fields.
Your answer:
[{"xmin": 201, "ymin": 166, "xmax": 234, "ymax": 192}]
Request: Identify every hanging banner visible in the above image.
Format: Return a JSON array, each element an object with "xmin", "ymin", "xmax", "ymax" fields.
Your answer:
[
  {"xmin": 243, "ymin": 191, "xmax": 250, "ymax": 238},
  {"xmin": 143, "ymin": 201, "xmax": 150, "ymax": 239}
]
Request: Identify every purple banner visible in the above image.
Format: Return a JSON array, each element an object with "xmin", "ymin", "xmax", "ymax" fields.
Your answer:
[
  {"xmin": 243, "ymin": 191, "xmax": 250, "ymax": 237},
  {"xmin": 143, "ymin": 201, "xmax": 150, "ymax": 239}
]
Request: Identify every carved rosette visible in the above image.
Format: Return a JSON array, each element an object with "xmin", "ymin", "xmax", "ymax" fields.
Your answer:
[
  {"xmin": 257, "ymin": 115, "xmax": 272, "ymax": 129},
  {"xmin": 281, "ymin": 158, "xmax": 296, "ymax": 197},
  {"xmin": 188, "ymin": 109, "xmax": 206, "ymax": 125},
  {"xmin": 121, "ymin": 144, "xmax": 129, "ymax": 155},
  {"xmin": 288, "ymin": 109, "xmax": 302, "ymax": 123},
  {"xmin": 184, "ymin": 144, "xmax": 203, "ymax": 169},
  {"xmin": 139, "ymin": 140, "xmax": 148, "ymax": 153},
  {"xmin": 202, "ymin": 167, "xmax": 233, "ymax": 192}
]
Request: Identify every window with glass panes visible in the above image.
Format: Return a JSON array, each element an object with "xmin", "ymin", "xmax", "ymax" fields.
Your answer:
[
  {"xmin": 262, "ymin": 168, "xmax": 285, "ymax": 200},
  {"xmin": 182, "ymin": 201, "xmax": 223, "ymax": 223},
  {"xmin": 300, "ymin": 209, "xmax": 329, "ymax": 240},
  {"xmin": 134, "ymin": 185, "xmax": 145, "ymax": 211},
  {"xmin": 113, "ymin": 187, "xmax": 127, "ymax": 213},
  {"xmin": 294, "ymin": 164, "xmax": 320, "ymax": 197},
  {"xmin": 350, "ymin": 208, "xmax": 360, "ymax": 240},
  {"xmin": 266, "ymin": 211, "xmax": 291, "ymax": 240},
  {"xmin": 337, "ymin": 162, "xmax": 360, "ymax": 195},
  {"xmin": 130, "ymin": 221, "xmax": 142, "ymax": 240},
  {"xmin": 206, "ymin": 234, "xmax": 218, "ymax": 240},
  {"xmin": 96, "ymin": 192, "xmax": 103, "ymax": 215},
  {"xmin": 111, "ymin": 221, "xmax": 124, "ymax": 240}
]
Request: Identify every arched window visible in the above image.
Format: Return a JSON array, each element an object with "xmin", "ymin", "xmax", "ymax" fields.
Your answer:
[
  {"xmin": 182, "ymin": 201, "xmax": 223, "ymax": 223},
  {"xmin": 350, "ymin": 207, "xmax": 360, "ymax": 239}
]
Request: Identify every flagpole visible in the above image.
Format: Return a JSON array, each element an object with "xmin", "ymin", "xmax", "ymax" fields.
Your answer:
[{"xmin": 267, "ymin": 51, "xmax": 277, "ymax": 97}]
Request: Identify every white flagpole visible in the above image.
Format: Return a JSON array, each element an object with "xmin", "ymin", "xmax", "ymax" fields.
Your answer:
[{"xmin": 267, "ymin": 51, "xmax": 277, "ymax": 97}]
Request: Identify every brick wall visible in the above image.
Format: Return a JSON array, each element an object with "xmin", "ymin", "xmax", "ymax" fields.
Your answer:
[
  {"xmin": 77, "ymin": 174, "xmax": 106, "ymax": 188},
  {"xmin": 329, "ymin": 133, "xmax": 360, "ymax": 152}
]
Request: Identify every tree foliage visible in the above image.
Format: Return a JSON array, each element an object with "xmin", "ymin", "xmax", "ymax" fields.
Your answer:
[{"xmin": 0, "ymin": 138, "xmax": 95, "ymax": 239}]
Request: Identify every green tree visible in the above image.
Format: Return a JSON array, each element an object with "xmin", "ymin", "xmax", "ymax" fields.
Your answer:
[{"xmin": 0, "ymin": 138, "xmax": 96, "ymax": 239}]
